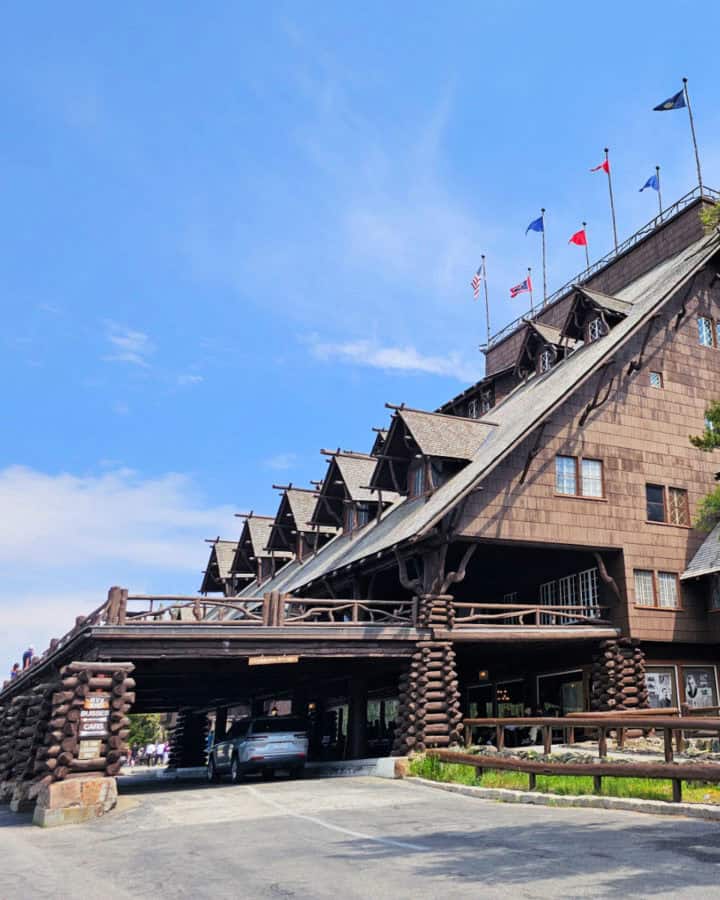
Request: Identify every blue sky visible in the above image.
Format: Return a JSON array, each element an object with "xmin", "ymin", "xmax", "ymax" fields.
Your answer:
[{"xmin": 1, "ymin": 2, "xmax": 719, "ymax": 668}]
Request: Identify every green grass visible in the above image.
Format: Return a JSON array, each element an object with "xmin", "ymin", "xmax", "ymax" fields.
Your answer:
[{"xmin": 408, "ymin": 755, "xmax": 720, "ymax": 804}]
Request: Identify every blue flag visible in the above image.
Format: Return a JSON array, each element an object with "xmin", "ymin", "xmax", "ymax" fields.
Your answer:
[
  {"xmin": 526, "ymin": 215, "xmax": 544, "ymax": 234},
  {"xmin": 653, "ymin": 89, "xmax": 686, "ymax": 111},
  {"xmin": 639, "ymin": 174, "xmax": 660, "ymax": 192}
]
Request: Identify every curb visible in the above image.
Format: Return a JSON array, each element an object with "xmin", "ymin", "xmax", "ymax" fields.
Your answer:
[{"xmin": 404, "ymin": 776, "xmax": 720, "ymax": 821}]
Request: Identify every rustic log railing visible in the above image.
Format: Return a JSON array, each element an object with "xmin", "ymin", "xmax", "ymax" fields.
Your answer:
[
  {"xmin": 453, "ymin": 602, "xmax": 610, "ymax": 627},
  {"xmin": 436, "ymin": 713, "xmax": 720, "ymax": 802}
]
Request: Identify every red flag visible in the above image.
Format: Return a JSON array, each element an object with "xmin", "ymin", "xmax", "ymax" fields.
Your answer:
[
  {"xmin": 590, "ymin": 160, "xmax": 610, "ymax": 174},
  {"xmin": 568, "ymin": 229, "xmax": 587, "ymax": 246}
]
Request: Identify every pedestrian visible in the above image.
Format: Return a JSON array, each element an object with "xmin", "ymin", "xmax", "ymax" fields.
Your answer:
[
  {"xmin": 22, "ymin": 646, "xmax": 35, "ymax": 670},
  {"xmin": 10, "ymin": 662, "xmax": 20, "ymax": 680},
  {"xmin": 145, "ymin": 741, "xmax": 156, "ymax": 766}
]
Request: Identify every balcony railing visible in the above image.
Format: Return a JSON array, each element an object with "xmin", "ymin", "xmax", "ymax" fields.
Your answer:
[{"xmin": 453, "ymin": 602, "xmax": 610, "ymax": 627}]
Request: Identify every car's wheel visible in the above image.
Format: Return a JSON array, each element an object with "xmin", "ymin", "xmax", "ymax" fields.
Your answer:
[
  {"xmin": 207, "ymin": 757, "xmax": 220, "ymax": 783},
  {"xmin": 230, "ymin": 755, "xmax": 242, "ymax": 784},
  {"xmin": 261, "ymin": 768, "xmax": 274, "ymax": 780}
]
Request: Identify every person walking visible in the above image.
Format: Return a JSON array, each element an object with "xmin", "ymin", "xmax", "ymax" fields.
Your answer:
[
  {"xmin": 22, "ymin": 646, "xmax": 35, "ymax": 670},
  {"xmin": 10, "ymin": 662, "xmax": 20, "ymax": 680}
]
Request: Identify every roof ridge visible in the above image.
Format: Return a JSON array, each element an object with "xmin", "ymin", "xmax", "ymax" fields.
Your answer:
[{"xmin": 398, "ymin": 404, "xmax": 499, "ymax": 427}]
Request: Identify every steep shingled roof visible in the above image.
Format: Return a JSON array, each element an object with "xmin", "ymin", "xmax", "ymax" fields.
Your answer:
[
  {"xmin": 397, "ymin": 408, "xmax": 497, "ymax": 461},
  {"xmin": 681, "ymin": 523, "xmax": 720, "ymax": 581},
  {"xmin": 199, "ymin": 539, "xmax": 239, "ymax": 593},
  {"xmin": 252, "ymin": 230, "xmax": 720, "ymax": 596}
]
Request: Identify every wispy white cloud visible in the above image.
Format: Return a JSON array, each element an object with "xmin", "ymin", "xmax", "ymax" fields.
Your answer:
[
  {"xmin": 263, "ymin": 453, "xmax": 298, "ymax": 471},
  {"xmin": 0, "ymin": 465, "xmax": 237, "ymax": 668},
  {"xmin": 307, "ymin": 335, "xmax": 479, "ymax": 383},
  {"xmin": 177, "ymin": 373, "xmax": 204, "ymax": 386},
  {"xmin": 103, "ymin": 321, "xmax": 154, "ymax": 367}
]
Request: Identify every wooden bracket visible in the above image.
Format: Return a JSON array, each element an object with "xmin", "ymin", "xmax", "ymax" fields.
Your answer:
[
  {"xmin": 674, "ymin": 272, "xmax": 701, "ymax": 332},
  {"xmin": 579, "ymin": 363, "xmax": 616, "ymax": 427},
  {"xmin": 626, "ymin": 314, "xmax": 663, "ymax": 376},
  {"xmin": 440, "ymin": 544, "xmax": 477, "ymax": 593},
  {"xmin": 593, "ymin": 552, "xmax": 622, "ymax": 603},
  {"xmin": 519, "ymin": 423, "xmax": 547, "ymax": 485}
]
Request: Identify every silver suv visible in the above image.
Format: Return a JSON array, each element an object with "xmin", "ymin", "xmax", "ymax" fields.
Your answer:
[{"xmin": 207, "ymin": 716, "xmax": 309, "ymax": 783}]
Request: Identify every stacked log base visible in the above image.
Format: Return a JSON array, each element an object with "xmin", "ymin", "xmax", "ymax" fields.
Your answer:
[
  {"xmin": 590, "ymin": 638, "xmax": 648, "ymax": 711},
  {"xmin": 33, "ymin": 662, "xmax": 136, "ymax": 785},
  {"xmin": 167, "ymin": 710, "xmax": 209, "ymax": 768},
  {"xmin": 392, "ymin": 640, "xmax": 463, "ymax": 756}
]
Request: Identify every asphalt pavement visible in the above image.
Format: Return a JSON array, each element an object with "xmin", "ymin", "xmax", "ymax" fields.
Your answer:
[{"xmin": 1, "ymin": 774, "xmax": 719, "ymax": 899}]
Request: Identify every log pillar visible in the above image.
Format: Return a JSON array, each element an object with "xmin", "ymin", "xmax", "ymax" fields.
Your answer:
[
  {"xmin": 590, "ymin": 637, "xmax": 648, "ymax": 711},
  {"xmin": 167, "ymin": 709, "xmax": 209, "ymax": 769},
  {"xmin": 392, "ymin": 593, "xmax": 463, "ymax": 755},
  {"xmin": 347, "ymin": 678, "xmax": 368, "ymax": 760}
]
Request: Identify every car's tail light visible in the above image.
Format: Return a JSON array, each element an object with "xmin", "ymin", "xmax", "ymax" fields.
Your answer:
[{"xmin": 250, "ymin": 755, "xmax": 265, "ymax": 761}]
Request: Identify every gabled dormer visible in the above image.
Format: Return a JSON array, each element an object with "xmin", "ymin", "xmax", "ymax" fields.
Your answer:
[
  {"xmin": 515, "ymin": 321, "xmax": 570, "ymax": 379},
  {"xmin": 370, "ymin": 405, "xmax": 497, "ymax": 498},
  {"xmin": 438, "ymin": 365, "xmax": 517, "ymax": 420},
  {"xmin": 267, "ymin": 485, "xmax": 338, "ymax": 561},
  {"xmin": 230, "ymin": 514, "xmax": 292, "ymax": 585},
  {"xmin": 200, "ymin": 538, "xmax": 241, "ymax": 596},
  {"xmin": 311, "ymin": 450, "xmax": 397, "ymax": 535},
  {"xmin": 560, "ymin": 285, "xmax": 632, "ymax": 344}
]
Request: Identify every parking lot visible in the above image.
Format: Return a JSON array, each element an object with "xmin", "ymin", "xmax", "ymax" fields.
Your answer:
[{"xmin": 2, "ymin": 775, "xmax": 720, "ymax": 898}]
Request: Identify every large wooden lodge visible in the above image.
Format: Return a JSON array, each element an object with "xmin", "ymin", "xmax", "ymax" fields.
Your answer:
[{"xmin": 3, "ymin": 187, "xmax": 720, "ymax": 778}]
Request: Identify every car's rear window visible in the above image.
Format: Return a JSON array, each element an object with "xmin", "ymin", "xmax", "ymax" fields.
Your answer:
[{"xmin": 251, "ymin": 717, "xmax": 306, "ymax": 734}]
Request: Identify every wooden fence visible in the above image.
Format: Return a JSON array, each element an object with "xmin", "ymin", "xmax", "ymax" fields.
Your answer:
[
  {"xmin": 452, "ymin": 602, "xmax": 610, "ymax": 628},
  {"xmin": 444, "ymin": 714, "xmax": 720, "ymax": 802}
]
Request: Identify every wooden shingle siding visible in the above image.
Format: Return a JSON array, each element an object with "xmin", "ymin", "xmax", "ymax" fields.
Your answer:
[{"xmin": 459, "ymin": 267, "xmax": 720, "ymax": 645}]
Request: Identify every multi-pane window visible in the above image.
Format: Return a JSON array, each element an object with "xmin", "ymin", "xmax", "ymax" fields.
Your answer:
[
  {"xmin": 634, "ymin": 569, "xmax": 680, "ymax": 609},
  {"xmin": 646, "ymin": 484, "xmax": 689, "ymax": 525},
  {"xmin": 698, "ymin": 316, "xmax": 714, "ymax": 347},
  {"xmin": 467, "ymin": 398, "xmax": 480, "ymax": 419},
  {"xmin": 558, "ymin": 574, "xmax": 577, "ymax": 606},
  {"xmin": 581, "ymin": 459, "xmax": 603, "ymax": 497},
  {"xmin": 539, "ymin": 581, "xmax": 557, "ymax": 605},
  {"xmin": 587, "ymin": 317, "xmax": 603, "ymax": 342},
  {"xmin": 480, "ymin": 387, "xmax": 494, "ymax": 414},
  {"xmin": 503, "ymin": 591, "xmax": 518, "ymax": 602},
  {"xmin": 579, "ymin": 568, "xmax": 600, "ymax": 616},
  {"xmin": 556, "ymin": 456, "xmax": 604, "ymax": 498},
  {"xmin": 634, "ymin": 570, "xmax": 655, "ymax": 607},
  {"xmin": 355, "ymin": 503, "xmax": 370, "ymax": 528},
  {"xmin": 408, "ymin": 462, "xmax": 425, "ymax": 498},
  {"xmin": 555, "ymin": 456, "xmax": 577, "ymax": 495},
  {"xmin": 668, "ymin": 487, "xmax": 690, "ymax": 526},
  {"xmin": 711, "ymin": 575, "xmax": 720, "ymax": 611},
  {"xmin": 539, "ymin": 349, "xmax": 553, "ymax": 373},
  {"xmin": 649, "ymin": 371, "xmax": 663, "ymax": 389}
]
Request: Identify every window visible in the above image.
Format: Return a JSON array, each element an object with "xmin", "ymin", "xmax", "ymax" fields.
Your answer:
[
  {"xmin": 343, "ymin": 504, "xmax": 355, "ymax": 532},
  {"xmin": 555, "ymin": 456, "xmax": 577, "ymax": 495},
  {"xmin": 556, "ymin": 455, "xmax": 604, "ymax": 498},
  {"xmin": 579, "ymin": 568, "xmax": 600, "ymax": 617},
  {"xmin": 634, "ymin": 569, "xmax": 680, "ymax": 609},
  {"xmin": 587, "ymin": 317, "xmax": 603, "ymax": 342},
  {"xmin": 580, "ymin": 459, "xmax": 603, "ymax": 498},
  {"xmin": 634, "ymin": 570, "xmax": 655, "ymax": 607},
  {"xmin": 649, "ymin": 371, "xmax": 663, "ymax": 389},
  {"xmin": 467, "ymin": 398, "xmax": 480, "ymax": 419},
  {"xmin": 355, "ymin": 503, "xmax": 370, "ymax": 528},
  {"xmin": 668, "ymin": 487, "xmax": 690, "ymax": 526},
  {"xmin": 408, "ymin": 461, "xmax": 426, "ymax": 497},
  {"xmin": 698, "ymin": 316, "xmax": 714, "ymax": 347},
  {"xmin": 480, "ymin": 387, "xmax": 494, "ymax": 414},
  {"xmin": 711, "ymin": 575, "xmax": 720, "ymax": 611},
  {"xmin": 503, "ymin": 591, "xmax": 518, "ymax": 602},
  {"xmin": 645, "ymin": 484, "xmax": 665, "ymax": 522},
  {"xmin": 539, "ymin": 581, "xmax": 557, "ymax": 606},
  {"xmin": 646, "ymin": 484, "xmax": 689, "ymax": 526},
  {"xmin": 539, "ymin": 349, "xmax": 553, "ymax": 373},
  {"xmin": 558, "ymin": 574, "xmax": 577, "ymax": 606}
]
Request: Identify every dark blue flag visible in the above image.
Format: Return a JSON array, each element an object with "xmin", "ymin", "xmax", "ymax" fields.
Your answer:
[
  {"xmin": 526, "ymin": 215, "xmax": 544, "ymax": 234},
  {"xmin": 653, "ymin": 89, "xmax": 686, "ymax": 111},
  {"xmin": 639, "ymin": 174, "xmax": 660, "ymax": 192}
]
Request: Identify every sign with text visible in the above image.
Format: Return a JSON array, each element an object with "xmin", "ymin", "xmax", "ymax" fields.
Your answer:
[
  {"xmin": 84, "ymin": 695, "xmax": 109, "ymax": 711},
  {"xmin": 78, "ymin": 740, "xmax": 102, "ymax": 760},
  {"xmin": 80, "ymin": 693, "xmax": 110, "ymax": 738},
  {"xmin": 248, "ymin": 655, "xmax": 299, "ymax": 666}
]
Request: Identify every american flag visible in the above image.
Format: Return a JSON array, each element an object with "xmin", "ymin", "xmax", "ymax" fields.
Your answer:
[
  {"xmin": 471, "ymin": 265, "xmax": 484, "ymax": 299},
  {"xmin": 509, "ymin": 275, "xmax": 532, "ymax": 299}
]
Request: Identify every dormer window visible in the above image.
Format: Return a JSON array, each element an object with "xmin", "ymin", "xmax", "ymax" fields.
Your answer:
[
  {"xmin": 539, "ymin": 349, "xmax": 553, "ymax": 374},
  {"xmin": 587, "ymin": 317, "xmax": 603, "ymax": 343},
  {"xmin": 343, "ymin": 504, "xmax": 355, "ymax": 532},
  {"xmin": 467, "ymin": 398, "xmax": 480, "ymax": 419},
  {"xmin": 408, "ymin": 460, "xmax": 426, "ymax": 497},
  {"xmin": 356, "ymin": 503, "xmax": 370, "ymax": 528},
  {"xmin": 480, "ymin": 387, "xmax": 494, "ymax": 414}
]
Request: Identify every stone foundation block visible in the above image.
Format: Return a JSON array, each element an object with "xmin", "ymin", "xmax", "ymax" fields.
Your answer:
[
  {"xmin": 32, "ymin": 777, "xmax": 118, "ymax": 828},
  {"xmin": 10, "ymin": 782, "xmax": 35, "ymax": 813}
]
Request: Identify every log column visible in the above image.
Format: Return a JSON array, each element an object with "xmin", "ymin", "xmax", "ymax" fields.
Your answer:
[
  {"xmin": 393, "ymin": 593, "xmax": 463, "ymax": 755},
  {"xmin": 347, "ymin": 678, "xmax": 368, "ymax": 760},
  {"xmin": 167, "ymin": 709, "xmax": 209, "ymax": 769},
  {"xmin": 590, "ymin": 637, "xmax": 648, "ymax": 711}
]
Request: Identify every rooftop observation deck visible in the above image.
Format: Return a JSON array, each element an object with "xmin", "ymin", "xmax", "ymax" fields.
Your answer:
[{"xmin": 484, "ymin": 185, "xmax": 720, "ymax": 353}]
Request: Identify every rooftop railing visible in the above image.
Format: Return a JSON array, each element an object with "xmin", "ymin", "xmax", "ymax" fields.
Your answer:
[{"xmin": 485, "ymin": 185, "xmax": 720, "ymax": 351}]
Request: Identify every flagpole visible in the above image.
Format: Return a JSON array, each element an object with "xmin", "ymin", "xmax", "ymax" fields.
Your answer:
[
  {"xmin": 656, "ymin": 165, "xmax": 662, "ymax": 217},
  {"xmin": 481, "ymin": 254, "xmax": 490, "ymax": 348},
  {"xmin": 540, "ymin": 208, "xmax": 547, "ymax": 306},
  {"xmin": 683, "ymin": 77, "xmax": 703, "ymax": 196},
  {"xmin": 604, "ymin": 148, "xmax": 618, "ymax": 251},
  {"xmin": 527, "ymin": 267, "xmax": 534, "ymax": 316},
  {"xmin": 582, "ymin": 222, "xmax": 590, "ymax": 269}
]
